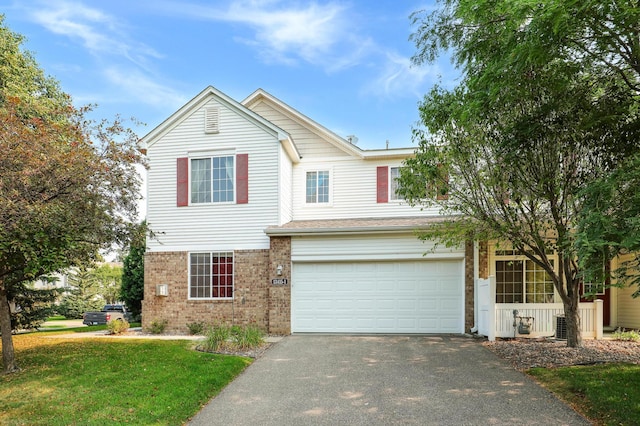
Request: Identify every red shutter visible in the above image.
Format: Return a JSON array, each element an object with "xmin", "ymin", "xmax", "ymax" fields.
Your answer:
[
  {"xmin": 377, "ymin": 166, "xmax": 388, "ymax": 203},
  {"xmin": 176, "ymin": 157, "xmax": 188, "ymax": 207},
  {"xmin": 236, "ymin": 153, "xmax": 248, "ymax": 204},
  {"xmin": 436, "ymin": 164, "xmax": 449, "ymax": 200}
]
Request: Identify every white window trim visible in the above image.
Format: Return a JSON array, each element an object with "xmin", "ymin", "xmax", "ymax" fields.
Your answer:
[
  {"xmin": 582, "ymin": 282, "xmax": 606, "ymax": 297},
  {"xmin": 494, "ymin": 251, "xmax": 560, "ymax": 303},
  {"xmin": 189, "ymin": 154, "xmax": 236, "ymax": 205},
  {"xmin": 389, "ymin": 166, "xmax": 405, "ymax": 202},
  {"xmin": 303, "ymin": 167, "xmax": 333, "ymax": 206},
  {"xmin": 187, "ymin": 251, "xmax": 235, "ymax": 300}
]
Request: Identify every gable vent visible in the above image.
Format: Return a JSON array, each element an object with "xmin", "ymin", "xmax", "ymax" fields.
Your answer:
[{"xmin": 205, "ymin": 107, "xmax": 219, "ymax": 134}]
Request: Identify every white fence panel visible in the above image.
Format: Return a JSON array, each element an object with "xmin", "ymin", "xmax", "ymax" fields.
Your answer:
[{"xmin": 494, "ymin": 303, "xmax": 598, "ymax": 339}]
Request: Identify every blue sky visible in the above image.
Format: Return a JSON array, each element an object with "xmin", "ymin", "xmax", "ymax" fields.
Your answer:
[{"xmin": 3, "ymin": 0, "xmax": 458, "ymax": 150}]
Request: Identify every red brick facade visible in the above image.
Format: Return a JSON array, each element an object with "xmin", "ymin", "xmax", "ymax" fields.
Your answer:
[
  {"xmin": 142, "ymin": 249, "xmax": 271, "ymax": 334},
  {"xmin": 465, "ymin": 240, "xmax": 475, "ymax": 333}
]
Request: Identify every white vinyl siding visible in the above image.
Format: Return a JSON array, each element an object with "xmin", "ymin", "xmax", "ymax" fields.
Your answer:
[
  {"xmin": 615, "ymin": 253, "xmax": 640, "ymax": 328},
  {"xmin": 146, "ymin": 99, "xmax": 281, "ymax": 252},
  {"xmin": 279, "ymin": 144, "xmax": 294, "ymax": 224},
  {"xmin": 248, "ymin": 101, "xmax": 349, "ymax": 158},
  {"xmin": 617, "ymin": 284, "xmax": 640, "ymax": 328},
  {"xmin": 291, "ymin": 234, "xmax": 464, "ymax": 262},
  {"xmin": 292, "ymin": 158, "xmax": 441, "ymax": 220},
  {"xmin": 247, "ymin": 96, "xmax": 440, "ymax": 220}
]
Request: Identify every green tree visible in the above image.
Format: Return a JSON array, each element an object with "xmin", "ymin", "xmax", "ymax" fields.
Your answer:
[
  {"xmin": 0, "ymin": 17, "xmax": 145, "ymax": 373},
  {"xmin": 93, "ymin": 264, "xmax": 123, "ymax": 305},
  {"xmin": 10, "ymin": 285, "xmax": 58, "ymax": 331},
  {"xmin": 120, "ymin": 222, "xmax": 146, "ymax": 319},
  {"xmin": 404, "ymin": 0, "xmax": 640, "ymax": 347},
  {"xmin": 57, "ymin": 268, "xmax": 104, "ymax": 319}
]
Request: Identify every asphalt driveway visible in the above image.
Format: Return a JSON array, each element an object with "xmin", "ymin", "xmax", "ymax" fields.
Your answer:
[{"xmin": 189, "ymin": 335, "xmax": 589, "ymax": 425}]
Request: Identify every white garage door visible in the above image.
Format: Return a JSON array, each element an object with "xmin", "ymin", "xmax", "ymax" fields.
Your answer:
[{"xmin": 292, "ymin": 260, "xmax": 463, "ymax": 333}]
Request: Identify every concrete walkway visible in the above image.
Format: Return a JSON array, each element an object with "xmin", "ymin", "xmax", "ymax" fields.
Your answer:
[{"xmin": 188, "ymin": 335, "xmax": 589, "ymax": 425}]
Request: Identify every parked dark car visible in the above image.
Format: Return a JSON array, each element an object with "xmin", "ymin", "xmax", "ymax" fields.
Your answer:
[{"xmin": 82, "ymin": 304, "xmax": 133, "ymax": 325}]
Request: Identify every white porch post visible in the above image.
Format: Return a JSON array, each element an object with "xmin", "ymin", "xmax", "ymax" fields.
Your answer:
[
  {"xmin": 488, "ymin": 276, "xmax": 496, "ymax": 341},
  {"xmin": 594, "ymin": 299, "xmax": 604, "ymax": 340}
]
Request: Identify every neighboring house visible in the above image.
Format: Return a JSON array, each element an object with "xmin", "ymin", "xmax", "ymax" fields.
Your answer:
[
  {"xmin": 141, "ymin": 86, "xmax": 640, "ymax": 337},
  {"xmin": 33, "ymin": 272, "xmax": 71, "ymax": 292}
]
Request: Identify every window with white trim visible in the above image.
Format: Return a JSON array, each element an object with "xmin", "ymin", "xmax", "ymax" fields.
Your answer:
[
  {"xmin": 306, "ymin": 170, "xmax": 330, "ymax": 203},
  {"xmin": 495, "ymin": 251, "xmax": 557, "ymax": 303},
  {"xmin": 390, "ymin": 167, "xmax": 404, "ymax": 201},
  {"xmin": 189, "ymin": 252, "xmax": 234, "ymax": 299},
  {"xmin": 191, "ymin": 156, "xmax": 234, "ymax": 203},
  {"xmin": 583, "ymin": 281, "xmax": 605, "ymax": 297}
]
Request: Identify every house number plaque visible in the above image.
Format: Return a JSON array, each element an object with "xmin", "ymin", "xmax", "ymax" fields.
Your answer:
[{"xmin": 271, "ymin": 278, "xmax": 288, "ymax": 286}]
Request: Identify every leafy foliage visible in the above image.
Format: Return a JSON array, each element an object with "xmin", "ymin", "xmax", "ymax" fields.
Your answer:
[
  {"xmin": 9, "ymin": 286, "xmax": 58, "ymax": 331},
  {"xmin": 92, "ymin": 264, "xmax": 123, "ymax": 304},
  {"xmin": 405, "ymin": 0, "xmax": 640, "ymax": 347},
  {"xmin": 120, "ymin": 221, "xmax": 146, "ymax": 319},
  {"xmin": 56, "ymin": 272, "xmax": 103, "ymax": 320},
  {"xmin": 147, "ymin": 319, "xmax": 168, "ymax": 334},
  {"xmin": 612, "ymin": 328, "xmax": 640, "ymax": 342},
  {"xmin": 186, "ymin": 321, "xmax": 206, "ymax": 335},
  {"xmin": 106, "ymin": 318, "xmax": 130, "ymax": 335},
  {"xmin": 201, "ymin": 324, "xmax": 265, "ymax": 352},
  {"xmin": 0, "ymin": 16, "xmax": 145, "ymax": 373}
]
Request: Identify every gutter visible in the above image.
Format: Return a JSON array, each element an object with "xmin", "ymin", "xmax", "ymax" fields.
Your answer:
[{"xmin": 264, "ymin": 225, "xmax": 432, "ymax": 237}]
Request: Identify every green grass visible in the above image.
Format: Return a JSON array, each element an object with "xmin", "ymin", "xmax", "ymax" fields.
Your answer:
[
  {"xmin": 0, "ymin": 332, "xmax": 252, "ymax": 425},
  {"xmin": 35, "ymin": 323, "xmax": 141, "ymax": 334},
  {"xmin": 529, "ymin": 363, "xmax": 640, "ymax": 425}
]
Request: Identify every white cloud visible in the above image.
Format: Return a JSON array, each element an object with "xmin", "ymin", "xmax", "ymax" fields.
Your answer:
[
  {"xmin": 103, "ymin": 68, "xmax": 188, "ymax": 109},
  {"xmin": 365, "ymin": 51, "xmax": 442, "ymax": 98},
  {"xmin": 162, "ymin": 0, "xmax": 372, "ymax": 71},
  {"xmin": 27, "ymin": 0, "xmax": 162, "ymax": 69}
]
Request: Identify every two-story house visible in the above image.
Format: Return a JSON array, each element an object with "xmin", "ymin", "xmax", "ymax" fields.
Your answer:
[
  {"xmin": 141, "ymin": 85, "xmax": 639, "ymax": 338},
  {"xmin": 141, "ymin": 86, "xmax": 474, "ymax": 335}
]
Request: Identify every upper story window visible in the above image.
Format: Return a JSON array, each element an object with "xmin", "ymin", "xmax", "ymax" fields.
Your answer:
[
  {"xmin": 306, "ymin": 170, "xmax": 330, "ymax": 203},
  {"xmin": 177, "ymin": 154, "xmax": 248, "ymax": 207},
  {"xmin": 191, "ymin": 156, "xmax": 235, "ymax": 204},
  {"xmin": 390, "ymin": 167, "xmax": 404, "ymax": 201}
]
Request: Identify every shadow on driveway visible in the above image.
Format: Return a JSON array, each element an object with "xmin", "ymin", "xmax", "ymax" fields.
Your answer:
[{"xmin": 189, "ymin": 335, "xmax": 589, "ymax": 425}]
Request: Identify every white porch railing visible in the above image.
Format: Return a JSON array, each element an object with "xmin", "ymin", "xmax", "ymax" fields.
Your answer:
[{"xmin": 477, "ymin": 277, "xmax": 604, "ymax": 341}]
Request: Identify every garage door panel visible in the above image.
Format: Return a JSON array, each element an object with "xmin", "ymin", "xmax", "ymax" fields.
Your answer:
[{"xmin": 292, "ymin": 260, "xmax": 463, "ymax": 333}]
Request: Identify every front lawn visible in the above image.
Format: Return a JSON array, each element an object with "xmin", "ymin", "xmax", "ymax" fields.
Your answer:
[
  {"xmin": 529, "ymin": 363, "xmax": 640, "ymax": 425},
  {"xmin": 0, "ymin": 332, "xmax": 251, "ymax": 425}
]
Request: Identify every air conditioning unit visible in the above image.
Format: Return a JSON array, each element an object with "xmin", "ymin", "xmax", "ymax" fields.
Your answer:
[
  {"xmin": 555, "ymin": 315, "xmax": 567, "ymax": 339},
  {"xmin": 156, "ymin": 284, "xmax": 169, "ymax": 297}
]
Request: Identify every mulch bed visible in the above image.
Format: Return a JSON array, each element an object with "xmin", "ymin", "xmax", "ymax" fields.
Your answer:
[{"xmin": 483, "ymin": 338, "xmax": 640, "ymax": 370}]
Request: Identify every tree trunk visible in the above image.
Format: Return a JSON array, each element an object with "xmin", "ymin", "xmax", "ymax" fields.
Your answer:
[
  {"xmin": 0, "ymin": 283, "xmax": 19, "ymax": 374},
  {"xmin": 563, "ymin": 290, "xmax": 582, "ymax": 348}
]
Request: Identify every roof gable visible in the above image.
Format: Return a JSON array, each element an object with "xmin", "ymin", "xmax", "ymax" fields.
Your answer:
[
  {"xmin": 141, "ymin": 86, "xmax": 301, "ymax": 162},
  {"xmin": 242, "ymin": 89, "xmax": 365, "ymax": 159}
]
